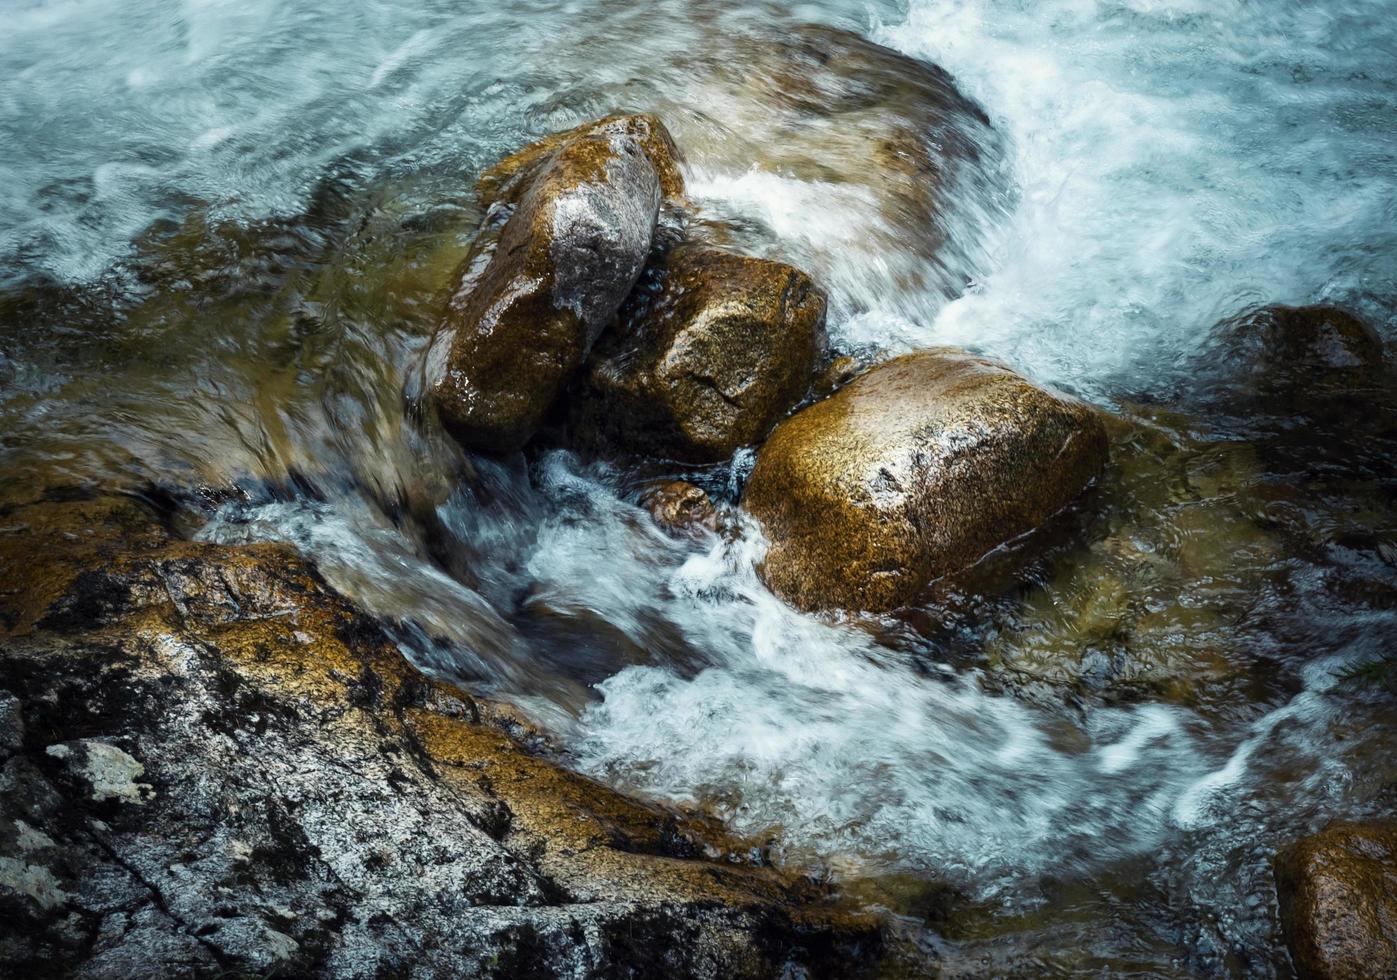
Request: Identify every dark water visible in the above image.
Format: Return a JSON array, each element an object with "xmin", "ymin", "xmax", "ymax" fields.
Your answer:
[{"xmin": 3, "ymin": 0, "xmax": 1396, "ymax": 974}]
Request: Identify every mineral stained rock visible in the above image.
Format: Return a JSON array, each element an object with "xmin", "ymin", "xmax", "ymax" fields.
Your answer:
[{"xmin": 0, "ymin": 491, "xmax": 880, "ymax": 979}]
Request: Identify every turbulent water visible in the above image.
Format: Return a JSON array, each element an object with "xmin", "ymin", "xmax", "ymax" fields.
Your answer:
[{"xmin": 3, "ymin": 0, "xmax": 1396, "ymax": 974}]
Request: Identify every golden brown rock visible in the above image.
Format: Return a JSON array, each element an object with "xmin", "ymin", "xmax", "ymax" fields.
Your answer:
[
  {"xmin": 430, "ymin": 130, "xmax": 662, "ymax": 453},
  {"xmin": 812, "ymin": 353, "xmax": 866, "ymax": 401},
  {"xmin": 741, "ymin": 349, "xmax": 1108, "ymax": 613},
  {"xmin": 575, "ymin": 244, "xmax": 827, "ymax": 462},
  {"xmin": 1275, "ymin": 821, "xmax": 1397, "ymax": 980},
  {"xmin": 476, "ymin": 113, "xmax": 686, "ymax": 209}
]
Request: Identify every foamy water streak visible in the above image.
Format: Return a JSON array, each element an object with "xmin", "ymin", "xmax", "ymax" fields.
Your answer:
[{"xmin": 873, "ymin": 0, "xmax": 1397, "ymax": 393}]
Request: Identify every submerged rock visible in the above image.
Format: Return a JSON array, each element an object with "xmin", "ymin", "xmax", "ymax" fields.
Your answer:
[
  {"xmin": 1196, "ymin": 304, "xmax": 1388, "ymax": 408},
  {"xmin": 979, "ymin": 406, "xmax": 1286, "ymax": 705},
  {"xmin": 636, "ymin": 24, "xmax": 1007, "ymax": 312},
  {"xmin": 742, "ymin": 349, "xmax": 1107, "ymax": 613},
  {"xmin": 431, "ymin": 127, "xmax": 662, "ymax": 453},
  {"xmin": 0, "ymin": 491, "xmax": 882, "ymax": 978},
  {"xmin": 1275, "ymin": 821, "xmax": 1397, "ymax": 980},
  {"xmin": 575, "ymin": 245, "xmax": 827, "ymax": 462}
]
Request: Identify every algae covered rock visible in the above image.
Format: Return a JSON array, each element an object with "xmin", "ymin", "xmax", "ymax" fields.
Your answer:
[
  {"xmin": 0, "ymin": 490, "xmax": 882, "ymax": 978},
  {"xmin": 430, "ymin": 127, "xmax": 663, "ymax": 453},
  {"xmin": 1275, "ymin": 821, "xmax": 1397, "ymax": 980},
  {"xmin": 576, "ymin": 244, "xmax": 827, "ymax": 462},
  {"xmin": 742, "ymin": 349, "xmax": 1108, "ymax": 613}
]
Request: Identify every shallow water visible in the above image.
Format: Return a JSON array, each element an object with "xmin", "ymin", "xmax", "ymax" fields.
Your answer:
[{"xmin": 3, "ymin": 0, "xmax": 1396, "ymax": 974}]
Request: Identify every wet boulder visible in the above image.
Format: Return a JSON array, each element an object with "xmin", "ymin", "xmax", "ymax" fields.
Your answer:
[
  {"xmin": 430, "ymin": 128, "xmax": 663, "ymax": 453},
  {"xmin": 742, "ymin": 349, "xmax": 1108, "ymax": 613},
  {"xmin": 1275, "ymin": 821, "xmax": 1397, "ymax": 980},
  {"xmin": 0, "ymin": 491, "xmax": 883, "ymax": 978},
  {"xmin": 477, "ymin": 112, "xmax": 686, "ymax": 209},
  {"xmin": 575, "ymin": 245, "xmax": 827, "ymax": 462}
]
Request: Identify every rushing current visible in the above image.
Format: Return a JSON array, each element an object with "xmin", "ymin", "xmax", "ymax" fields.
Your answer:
[{"xmin": 3, "ymin": 0, "xmax": 1395, "ymax": 974}]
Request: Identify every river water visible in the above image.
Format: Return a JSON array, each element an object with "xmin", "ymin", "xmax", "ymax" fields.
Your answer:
[{"xmin": 3, "ymin": 0, "xmax": 1395, "ymax": 975}]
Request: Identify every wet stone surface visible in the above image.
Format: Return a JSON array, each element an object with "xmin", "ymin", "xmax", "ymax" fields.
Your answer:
[{"xmin": 0, "ymin": 491, "xmax": 883, "ymax": 979}]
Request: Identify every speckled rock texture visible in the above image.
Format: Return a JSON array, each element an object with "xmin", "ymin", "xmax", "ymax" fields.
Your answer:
[
  {"xmin": 430, "ymin": 125, "xmax": 663, "ymax": 454},
  {"xmin": 0, "ymin": 490, "xmax": 882, "ymax": 979},
  {"xmin": 476, "ymin": 113, "xmax": 686, "ymax": 211},
  {"xmin": 1275, "ymin": 821, "xmax": 1397, "ymax": 980},
  {"xmin": 742, "ymin": 349, "xmax": 1108, "ymax": 613},
  {"xmin": 575, "ymin": 245, "xmax": 827, "ymax": 462}
]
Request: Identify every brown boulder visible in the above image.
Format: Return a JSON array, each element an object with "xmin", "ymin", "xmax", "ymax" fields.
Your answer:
[
  {"xmin": 476, "ymin": 113, "xmax": 686, "ymax": 209},
  {"xmin": 639, "ymin": 481, "xmax": 720, "ymax": 536},
  {"xmin": 742, "ymin": 349, "xmax": 1108, "ymax": 612},
  {"xmin": 430, "ymin": 129, "xmax": 662, "ymax": 453},
  {"xmin": 1275, "ymin": 821, "xmax": 1397, "ymax": 980},
  {"xmin": 575, "ymin": 245, "xmax": 827, "ymax": 462}
]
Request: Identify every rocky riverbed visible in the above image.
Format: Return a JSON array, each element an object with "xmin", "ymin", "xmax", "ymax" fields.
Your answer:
[{"xmin": 3, "ymin": 3, "xmax": 1396, "ymax": 977}]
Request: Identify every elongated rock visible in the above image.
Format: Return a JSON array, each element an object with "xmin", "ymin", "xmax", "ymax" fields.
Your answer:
[
  {"xmin": 742, "ymin": 349, "xmax": 1108, "ymax": 612},
  {"xmin": 576, "ymin": 244, "xmax": 827, "ymax": 462},
  {"xmin": 432, "ymin": 130, "xmax": 662, "ymax": 453}
]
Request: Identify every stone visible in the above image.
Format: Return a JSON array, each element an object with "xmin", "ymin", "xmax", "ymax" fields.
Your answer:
[
  {"xmin": 742, "ymin": 349, "xmax": 1108, "ymax": 612},
  {"xmin": 811, "ymin": 353, "xmax": 866, "ymax": 401},
  {"xmin": 1275, "ymin": 821, "xmax": 1397, "ymax": 980},
  {"xmin": 0, "ymin": 491, "xmax": 883, "ymax": 978},
  {"xmin": 477, "ymin": 112, "xmax": 686, "ymax": 209},
  {"xmin": 430, "ymin": 130, "xmax": 662, "ymax": 453},
  {"xmin": 1197, "ymin": 304, "xmax": 1387, "ymax": 406},
  {"xmin": 637, "ymin": 24, "xmax": 1008, "ymax": 311},
  {"xmin": 639, "ymin": 481, "xmax": 720, "ymax": 536},
  {"xmin": 576, "ymin": 244, "xmax": 827, "ymax": 461}
]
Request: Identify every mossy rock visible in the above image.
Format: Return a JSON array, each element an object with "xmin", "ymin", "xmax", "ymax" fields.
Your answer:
[{"xmin": 476, "ymin": 112, "xmax": 686, "ymax": 209}]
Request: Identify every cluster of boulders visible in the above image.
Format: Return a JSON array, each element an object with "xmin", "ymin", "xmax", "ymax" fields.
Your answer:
[
  {"xmin": 427, "ymin": 112, "xmax": 828, "ymax": 463},
  {"xmin": 420, "ymin": 103, "xmax": 1397, "ymax": 979},
  {"xmin": 425, "ymin": 112, "xmax": 1107, "ymax": 614}
]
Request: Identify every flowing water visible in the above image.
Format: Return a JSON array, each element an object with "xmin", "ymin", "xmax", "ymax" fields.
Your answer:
[{"xmin": 3, "ymin": 0, "xmax": 1396, "ymax": 975}]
